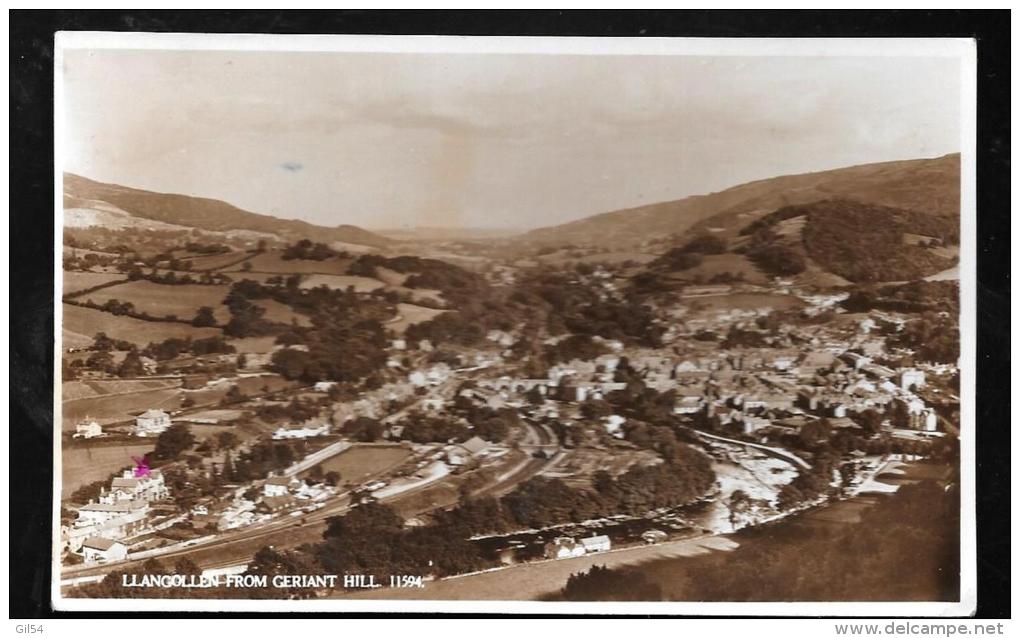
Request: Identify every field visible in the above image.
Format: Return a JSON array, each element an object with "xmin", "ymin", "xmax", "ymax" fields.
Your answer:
[
  {"xmin": 62, "ymin": 386, "xmax": 182, "ymax": 431},
  {"xmin": 666, "ymin": 253, "xmax": 769, "ymax": 285},
  {"xmin": 62, "ymin": 303, "xmax": 222, "ymax": 349},
  {"xmin": 63, "ymin": 271, "xmax": 126, "ymax": 295},
  {"xmin": 62, "ymin": 443, "xmax": 154, "ymax": 499},
  {"xmin": 538, "ymin": 251, "xmax": 658, "ymax": 266},
  {"xmin": 306, "ymin": 444, "xmax": 412, "ymax": 484},
  {"xmin": 298, "ymin": 273, "xmax": 385, "ymax": 292},
  {"xmin": 253, "ymin": 298, "xmax": 312, "ymax": 326},
  {"xmin": 81, "ymin": 281, "xmax": 231, "ymax": 324},
  {"xmin": 222, "ymin": 251, "xmax": 353, "ymax": 275},
  {"xmin": 686, "ymin": 293, "xmax": 805, "ymax": 312},
  {"xmin": 387, "ymin": 303, "xmax": 448, "ymax": 334},
  {"xmin": 62, "ymin": 378, "xmax": 179, "ymax": 402},
  {"xmin": 180, "ymin": 251, "xmax": 254, "ymax": 271}
]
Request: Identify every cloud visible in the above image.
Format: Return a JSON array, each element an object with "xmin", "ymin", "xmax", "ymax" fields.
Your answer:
[{"xmin": 280, "ymin": 161, "xmax": 304, "ymax": 172}]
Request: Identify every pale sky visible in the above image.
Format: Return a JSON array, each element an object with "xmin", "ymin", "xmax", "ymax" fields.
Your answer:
[{"xmin": 61, "ymin": 48, "xmax": 962, "ymax": 231}]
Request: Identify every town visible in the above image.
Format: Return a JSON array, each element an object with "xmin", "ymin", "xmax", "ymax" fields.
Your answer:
[{"xmin": 60, "ymin": 227, "xmax": 960, "ymax": 595}]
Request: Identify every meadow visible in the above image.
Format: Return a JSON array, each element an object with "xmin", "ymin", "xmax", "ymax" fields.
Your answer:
[
  {"xmin": 62, "ymin": 443, "xmax": 155, "ymax": 499},
  {"xmin": 62, "ymin": 303, "xmax": 222, "ymax": 349},
  {"xmin": 81, "ymin": 281, "xmax": 232, "ymax": 324},
  {"xmin": 63, "ymin": 271, "xmax": 126, "ymax": 295}
]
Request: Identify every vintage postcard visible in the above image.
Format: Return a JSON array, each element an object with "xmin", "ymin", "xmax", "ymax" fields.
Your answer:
[{"xmin": 53, "ymin": 33, "xmax": 976, "ymax": 614}]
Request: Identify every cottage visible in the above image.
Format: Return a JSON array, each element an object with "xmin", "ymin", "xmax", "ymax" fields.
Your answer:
[
  {"xmin": 81, "ymin": 537, "xmax": 127, "ymax": 564},
  {"xmin": 134, "ymin": 409, "xmax": 171, "ymax": 437},
  {"xmin": 546, "ymin": 537, "xmax": 586, "ymax": 559},
  {"xmin": 73, "ymin": 419, "xmax": 103, "ymax": 439},
  {"xmin": 580, "ymin": 535, "xmax": 612, "ymax": 553}
]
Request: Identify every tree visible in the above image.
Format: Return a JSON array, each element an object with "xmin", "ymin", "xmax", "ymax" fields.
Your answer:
[
  {"xmin": 153, "ymin": 423, "xmax": 196, "ymax": 460},
  {"xmin": 241, "ymin": 261, "xmax": 253, "ymax": 272},
  {"xmin": 117, "ymin": 349, "xmax": 146, "ymax": 378},
  {"xmin": 192, "ymin": 306, "xmax": 217, "ymax": 327},
  {"xmin": 222, "ymin": 385, "xmax": 245, "ymax": 405},
  {"xmin": 324, "ymin": 471, "xmax": 341, "ymax": 487},
  {"xmin": 92, "ymin": 332, "xmax": 115, "ymax": 352},
  {"xmin": 216, "ymin": 431, "xmax": 240, "ymax": 450}
]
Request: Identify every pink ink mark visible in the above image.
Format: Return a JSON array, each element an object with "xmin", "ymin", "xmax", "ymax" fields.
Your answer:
[{"xmin": 131, "ymin": 456, "xmax": 151, "ymax": 478}]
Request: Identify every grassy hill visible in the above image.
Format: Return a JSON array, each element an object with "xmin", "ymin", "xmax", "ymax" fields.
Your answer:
[
  {"xmin": 519, "ymin": 154, "xmax": 959, "ymax": 249},
  {"xmin": 63, "ymin": 173, "xmax": 391, "ymax": 248}
]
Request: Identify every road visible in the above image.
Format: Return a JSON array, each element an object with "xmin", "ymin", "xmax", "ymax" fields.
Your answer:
[{"xmin": 337, "ymin": 534, "xmax": 739, "ymax": 601}]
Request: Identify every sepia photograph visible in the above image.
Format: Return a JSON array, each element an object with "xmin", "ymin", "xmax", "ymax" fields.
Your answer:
[{"xmin": 49, "ymin": 31, "xmax": 976, "ymax": 614}]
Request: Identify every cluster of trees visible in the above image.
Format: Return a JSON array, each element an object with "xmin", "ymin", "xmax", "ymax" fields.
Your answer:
[
  {"xmin": 141, "ymin": 335, "xmax": 235, "ymax": 361},
  {"xmin": 543, "ymin": 334, "xmax": 611, "ymax": 366},
  {"xmin": 281, "ymin": 239, "xmax": 346, "ymax": 261},
  {"xmin": 890, "ymin": 312, "xmax": 960, "ymax": 364},
  {"xmin": 556, "ymin": 479, "xmax": 959, "ymax": 602},
  {"xmin": 559, "ymin": 565, "xmax": 664, "ymax": 601},
  {"xmin": 255, "ymin": 398, "xmax": 319, "ymax": 424},
  {"xmin": 843, "ymin": 281, "xmax": 959, "ymax": 315},
  {"xmin": 800, "ymin": 200, "xmax": 957, "ymax": 283},
  {"xmin": 313, "ymin": 502, "xmax": 492, "ymax": 580},
  {"xmin": 223, "ymin": 438, "xmax": 310, "ymax": 483},
  {"xmin": 651, "ymin": 234, "xmax": 727, "ymax": 272},
  {"xmin": 222, "ymin": 279, "xmax": 393, "ymax": 385},
  {"xmin": 152, "ymin": 423, "xmax": 196, "ymax": 461},
  {"xmin": 184, "ymin": 241, "xmax": 231, "ymax": 255},
  {"xmin": 125, "ymin": 267, "xmax": 233, "ymax": 286},
  {"xmin": 398, "ymin": 414, "xmax": 471, "ymax": 444},
  {"xmin": 744, "ymin": 231, "xmax": 807, "ymax": 277}
]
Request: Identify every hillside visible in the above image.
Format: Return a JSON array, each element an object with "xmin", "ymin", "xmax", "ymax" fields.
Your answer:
[
  {"xmin": 63, "ymin": 173, "xmax": 391, "ymax": 248},
  {"xmin": 645, "ymin": 198, "xmax": 958, "ymax": 286},
  {"xmin": 520, "ymin": 154, "xmax": 960, "ymax": 248}
]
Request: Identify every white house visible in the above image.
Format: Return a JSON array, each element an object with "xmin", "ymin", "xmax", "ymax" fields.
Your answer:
[
  {"xmin": 580, "ymin": 535, "xmax": 612, "ymax": 553},
  {"xmin": 313, "ymin": 381, "xmax": 337, "ymax": 393},
  {"xmin": 106, "ymin": 469, "xmax": 169, "ymax": 502},
  {"xmin": 547, "ymin": 537, "xmax": 586, "ymax": 559},
  {"xmin": 263, "ymin": 476, "xmax": 300, "ymax": 497},
  {"xmin": 603, "ymin": 414, "xmax": 626, "ymax": 438},
  {"xmin": 272, "ymin": 422, "xmax": 328, "ymax": 440},
  {"xmin": 81, "ymin": 537, "xmax": 127, "ymax": 564},
  {"xmin": 900, "ymin": 368, "xmax": 927, "ymax": 391},
  {"xmin": 73, "ymin": 419, "xmax": 103, "ymax": 439},
  {"xmin": 134, "ymin": 409, "xmax": 171, "ymax": 437},
  {"xmin": 75, "ymin": 499, "xmax": 149, "ymax": 528}
]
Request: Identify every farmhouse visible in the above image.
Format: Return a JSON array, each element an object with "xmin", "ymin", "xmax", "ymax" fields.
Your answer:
[
  {"xmin": 81, "ymin": 537, "xmax": 127, "ymax": 564},
  {"xmin": 135, "ymin": 409, "xmax": 171, "ymax": 437}
]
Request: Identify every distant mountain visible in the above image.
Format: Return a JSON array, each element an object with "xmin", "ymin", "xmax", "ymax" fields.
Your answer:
[
  {"xmin": 63, "ymin": 173, "xmax": 391, "ymax": 248},
  {"xmin": 519, "ymin": 154, "xmax": 960, "ymax": 248}
]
